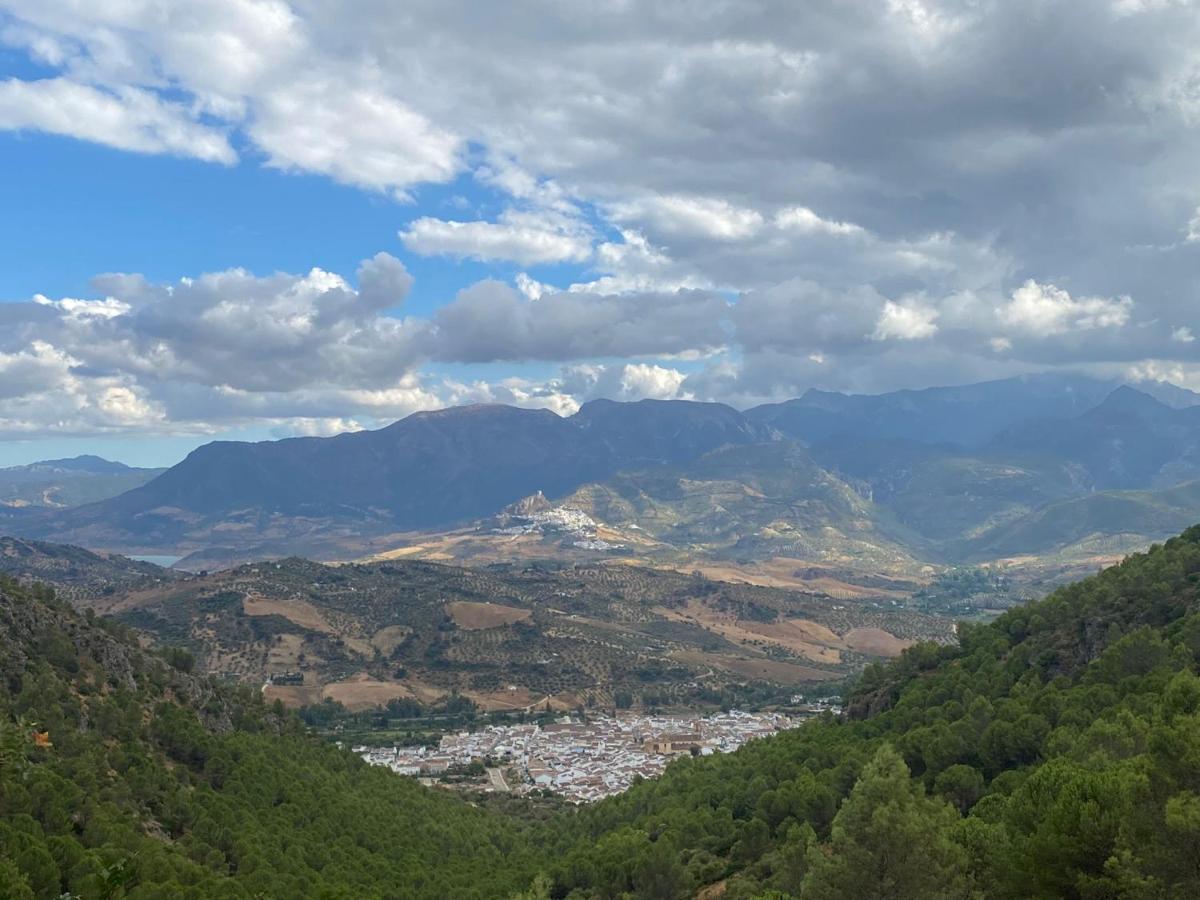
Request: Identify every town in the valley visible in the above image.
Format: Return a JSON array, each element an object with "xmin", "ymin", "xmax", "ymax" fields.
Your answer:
[{"xmin": 355, "ymin": 707, "xmax": 834, "ymax": 803}]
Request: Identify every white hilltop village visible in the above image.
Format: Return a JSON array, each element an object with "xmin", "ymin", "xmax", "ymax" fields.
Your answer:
[
  {"xmin": 356, "ymin": 706, "xmax": 837, "ymax": 804},
  {"xmin": 490, "ymin": 491, "xmax": 627, "ymax": 552}
]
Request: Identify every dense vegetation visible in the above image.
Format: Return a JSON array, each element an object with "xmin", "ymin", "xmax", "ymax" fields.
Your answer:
[
  {"xmin": 538, "ymin": 526, "xmax": 1200, "ymax": 898},
  {"xmin": 8, "ymin": 524, "xmax": 1200, "ymax": 897},
  {"xmin": 0, "ymin": 576, "xmax": 538, "ymax": 899}
]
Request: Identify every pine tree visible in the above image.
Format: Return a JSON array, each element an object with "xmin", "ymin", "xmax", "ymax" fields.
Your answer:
[{"xmin": 801, "ymin": 744, "xmax": 969, "ymax": 900}]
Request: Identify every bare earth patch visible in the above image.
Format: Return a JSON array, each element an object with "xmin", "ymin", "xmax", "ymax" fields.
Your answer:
[
  {"xmin": 320, "ymin": 673, "xmax": 417, "ymax": 711},
  {"xmin": 267, "ymin": 633, "xmax": 306, "ymax": 668},
  {"xmin": 446, "ymin": 600, "xmax": 532, "ymax": 630},
  {"xmin": 243, "ymin": 594, "xmax": 333, "ymax": 633},
  {"xmin": 656, "ymin": 602, "xmax": 844, "ymax": 664},
  {"xmin": 370, "ymin": 624, "xmax": 412, "ymax": 655},
  {"xmin": 842, "ymin": 627, "xmax": 912, "ymax": 657}
]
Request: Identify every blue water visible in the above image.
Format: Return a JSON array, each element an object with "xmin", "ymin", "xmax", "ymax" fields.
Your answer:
[{"xmin": 129, "ymin": 555, "xmax": 182, "ymax": 568}]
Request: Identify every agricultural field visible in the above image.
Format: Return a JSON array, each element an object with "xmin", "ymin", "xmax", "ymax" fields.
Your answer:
[{"xmin": 10, "ymin": 545, "xmax": 954, "ymax": 712}]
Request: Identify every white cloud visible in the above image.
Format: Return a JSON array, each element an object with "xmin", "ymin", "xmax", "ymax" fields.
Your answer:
[
  {"xmin": 773, "ymin": 206, "xmax": 863, "ymax": 236},
  {"xmin": 6, "ymin": 2, "xmax": 1200, "ymax": 425},
  {"xmin": 401, "ymin": 211, "xmax": 593, "ymax": 265},
  {"xmin": 1172, "ymin": 325, "xmax": 1196, "ymax": 343},
  {"xmin": 515, "ymin": 272, "xmax": 552, "ymax": 300},
  {"xmin": 248, "ymin": 77, "xmax": 462, "ymax": 196},
  {"xmin": 33, "ymin": 295, "xmax": 130, "ymax": 320},
  {"xmin": 997, "ymin": 280, "xmax": 1133, "ymax": 336},
  {"xmin": 608, "ymin": 195, "xmax": 765, "ymax": 241},
  {"xmin": 572, "ymin": 230, "xmax": 713, "ymax": 294},
  {"xmin": 0, "ymin": 78, "xmax": 235, "ymax": 163},
  {"xmin": 271, "ymin": 417, "xmax": 365, "ymax": 438},
  {"xmin": 872, "ymin": 299, "xmax": 940, "ymax": 340},
  {"xmin": 619, "ymin": 363, "xmax": 689, "ymax": 399}
]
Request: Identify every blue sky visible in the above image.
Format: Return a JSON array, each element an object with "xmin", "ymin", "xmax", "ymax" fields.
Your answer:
[
  {"xmin": 1, "ymin": 1, "xmax": 1199, "ymax": 469},
  {"xmin": 0, "ymin": 134, "xmax": 575, "ymax": 465}
]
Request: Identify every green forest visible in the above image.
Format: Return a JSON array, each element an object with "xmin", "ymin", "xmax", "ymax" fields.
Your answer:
[{"xmin": 7, "ymin": 526, "xmax": 1200, "ymax": 897}]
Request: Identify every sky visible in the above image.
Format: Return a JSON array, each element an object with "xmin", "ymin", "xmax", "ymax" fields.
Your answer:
[{"xmin": 1, "ymin": 0, "xmax": 1200, "ymax": 467}]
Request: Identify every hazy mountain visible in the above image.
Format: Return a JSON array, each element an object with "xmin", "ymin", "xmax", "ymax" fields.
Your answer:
[
  {"xmin": 0, "ymin": 454, "xmax": 163, "ymax": 508},
  {"xmin": 745, "ymin": 373, "xmax": 1125, "ymax": 448},
  {"xmin": 12, "ymin": 377, "xmax": 1200, "ymax": 567},
  {"xmin": 808, "ymin": 436, "xmax": 1084, "ymax": 544},
  {"xmin": 991, "ymin": 385, "xmax": 1200, "ymax": 489},
  {"xmin": 22, "ymin": 399, "xmax": 774, "ymax": 552},
  {"xmin": 952, "ymin": 479, "xmax": 1200, "ymax": 561},
  {"xmin": 563, "ymin": 441, "xmax": 922, "ymax": 570}
]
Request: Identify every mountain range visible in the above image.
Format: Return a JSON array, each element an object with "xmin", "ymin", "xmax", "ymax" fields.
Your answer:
[
  {"xmin": 0, "ymin": 454, "xmax": 163, "ymax": 509},
  {"xmin": 7, "ymin": 374, "xmax": 1200, "ymax": 573}
]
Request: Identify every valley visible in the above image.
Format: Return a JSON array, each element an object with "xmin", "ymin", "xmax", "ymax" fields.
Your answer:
[{"xmin": 0, "ymin": 537, "xmax": 950, "ymax": 715}]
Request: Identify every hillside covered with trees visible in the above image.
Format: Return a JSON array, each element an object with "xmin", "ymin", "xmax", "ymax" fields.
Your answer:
[
  {"xmin": 0, "ymin": 576, "xmax": 540, "ymax": 899},
  {"xmin": 544, "ymin": 525, "xmax": 1200, "ymax": 898},
  {"xmin": 6, "ymin": 526, "xmax": 1200, "ymax": 897}
]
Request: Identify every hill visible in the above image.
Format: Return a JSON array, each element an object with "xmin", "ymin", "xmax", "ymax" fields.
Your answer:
[
  {"xmin": 0, "ymin": 455, "xmax": 163, "ymax": 509},
  {"xmin": 45, "ymin": 553, "xmax": 951, "ymax": 712},
  {"xmin": 0, "ymin": 576, "xmax": 542, "ymax": 898},
  {"xmin": 529, "ymin": 524, "xmax": 1200, "ymax": 897},
  {"xmin": 0, "ymin": 536, "xmax": 182, "ymax": 603},
  {"xmin": 954, "ymin": 479, "xmax": 1200, "ymax": 561},
  {"xmin": 561, "ymin": 441, "xmax": 922, "ymax": 571}
]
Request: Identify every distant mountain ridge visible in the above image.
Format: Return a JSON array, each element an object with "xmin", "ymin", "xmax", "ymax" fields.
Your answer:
[
  {"xmin": 745, "ymin": 373, "xmax": 1197, "ymax": 448},
  {"xmin": 9, "ymin": 375, "xmax": 1200, "ymax": 566},
  {"xmin": 13, "ymin": 399, "xmax": 775, "ymax": 552},
  {"xmin": 0, "ymin": 454, "xmax": 164, "ymax": 509}
]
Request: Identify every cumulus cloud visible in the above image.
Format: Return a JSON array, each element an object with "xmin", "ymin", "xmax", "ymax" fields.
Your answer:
[
  {"xmin": 401, "ymin": 211, "xmax": 593, "ymax": 265},
  {"xmin": 0, "ymin": 256, "xmax": 715, "ymax": 436},
  {"xmin": 872, "ymin": 300, "xmax": 940, "ymax": 340},
  {"xmin": 430, "ymin": 280, "xmax": 729, "ymax": 363},
  {"xmin": 608, "ymin": 195, "xmax": 765, "ymax": 241},
  {"xmin": 0, "ymin": 78, "xmax": 235, "ymax": 163},
  {"xmin": 773, "ymin": 206, "xmax": 864, "ymax": 236},
  {"xmin": 997, "ymin": 280, "xmax": 1133, "ymax": 336},
  {"xmin": 561, "ymin": 362, "xmax": 689, "ymax": 403},
  {"xmin": 249, "ymin": 77, "xmax": 462, "ymax": 196},
  {"xmin": 5, "ymin": 1, "xmax": 1200, "ymax": 433}
]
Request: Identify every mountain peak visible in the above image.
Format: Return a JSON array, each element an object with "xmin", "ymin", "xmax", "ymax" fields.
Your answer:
[
  {"xmin": 1090, "ymin": 384, "xmax": 1173, "ymax": 417},
  {"xmin": 18, "ymin": 455, "xmax": 133, "ymax": 474}
]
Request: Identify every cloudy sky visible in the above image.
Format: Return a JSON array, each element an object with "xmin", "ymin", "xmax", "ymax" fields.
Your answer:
[{"xmin": 1, "ymin": 0, "xmax": 1200, "ymax": 465}]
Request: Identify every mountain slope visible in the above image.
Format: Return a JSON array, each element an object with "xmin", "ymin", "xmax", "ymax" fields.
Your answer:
[
  {"xmin": 0, "ymin": 575, "xmax": 540, "ymax": 898},
  {"xmin": 20, "ymin": 550, "xmax": 950, "ymax": 709},
  {"xmin": 991, "ymin": 385, "xmax": 1200, "ymax": 489},
  {"xmin": 0, "ymin": 535, "xmax": 182, "ymax": 602},
  {"xmin": 0, "ymin": 455, "xmax": 163, "ymax": 509},
  {"xmin": 807, "ymin": 436, "xmax": 1085, "ymax": 545},
  {"xmin": 746, "ymin": 373, "xmax": 1123, "ymax": 449},
  {"xmin": 956, "ymin": 479, "xmax": 1200, "ymax": 560},
  {"xmin": 536, "ymin": 525, "xmax": 1200, "ymax": 897},
  {"xmin": 23, "ymin": 400, "xmax": 773, "ymax": 554},
  {"xmin": 563, "ymin": 441, "xmax": 923, "ymax": 570},
  {"xmin": 8, "ymin": 525, "xmax": 1200, "ymax": 897}
]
